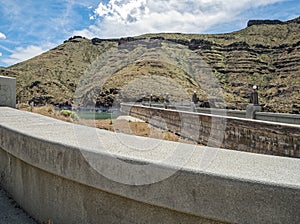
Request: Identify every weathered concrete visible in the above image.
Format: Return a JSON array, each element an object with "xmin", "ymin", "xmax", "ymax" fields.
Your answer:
[
  {"xmin": 196, "ymin": 107, "xmax": 246, "ymax": 118},
  {"xmin": 0, "ymin": 107, "xmax": 300, "ymax": 223},
  {"xmin": 246, "ymin": 104, "xmax": 262, "ymax": 119},
  {"xmin": 0, "ymin": 76, "xmax": 16, "ymax": 108},
  {"xmin": 122, "ymin": 104, "xmax": 300, "ymax": 158},
  {"xmin": 255, "ymin": 112, "xmax": 300, "ymax": 124},
  {"xmin": 143, "ymin": 103, "xmax": 300, "ymax": 125}
]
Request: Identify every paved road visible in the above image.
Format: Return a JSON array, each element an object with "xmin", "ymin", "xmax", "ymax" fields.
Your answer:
[{"xmin": 0, "ymin": 186, "xmax": 38, "ymax": 224}]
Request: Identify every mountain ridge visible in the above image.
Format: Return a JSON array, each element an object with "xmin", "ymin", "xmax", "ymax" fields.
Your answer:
[{"xmin": 0, "ymin": 17, "xmax": 299, "ymax": 113}]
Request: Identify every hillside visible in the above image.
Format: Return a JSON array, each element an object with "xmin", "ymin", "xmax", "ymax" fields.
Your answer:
[{"xmin": 0, "ymin": 17, "xmax": 299, "ymax": 113}]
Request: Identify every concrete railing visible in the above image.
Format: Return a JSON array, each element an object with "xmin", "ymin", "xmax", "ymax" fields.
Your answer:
[
  {"xmin": 0, "ymin": 107, "xmax": 300, "ymax": 223},
  {"xmin": 0, "ymin": 75, "xmax": 16, "ymax": 108},
  {"xmin": 196, "ymin": 107, "xmax": 246, "ymax": 118},
  {"xmin": 141, "ymin": 102, "xmax": 300, "ymax": 125},
  {"xmin": 121, "ymin": 103, "xmax": 300, "ymax": 158},
  {"xmin": 255, "ymin": 112, "xmax": 300, "ymax": 125},
  {"xmin": 149, "ymin": 104, "xmax": 246, "ymax": 118}
]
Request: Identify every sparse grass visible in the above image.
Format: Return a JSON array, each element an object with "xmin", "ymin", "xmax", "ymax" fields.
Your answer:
[
  {"xmin": 101, "ymin": 60, "xmax": 205, "ymax": 103},
  {"xmin": 2, "ymin": 18, "xmax": 300, "ymax": 114},
  {"xmin": 19, "ymin": 105, "xmax": 75, "ymax": 123},
  {"xmin": 22, "ymin": 105, "xmax": 200, "ymax": 145}
]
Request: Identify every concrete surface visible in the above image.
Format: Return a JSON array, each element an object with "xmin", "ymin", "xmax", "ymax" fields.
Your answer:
[
  {"xmin": 256, "ymin": 111, "xmax": 300, "ymax": 125},
  {"xmin": 246, "ymin": 104, "xmax": 262, "ymax": 119},
  {"xmin": 122, "ymin": 103, "xmax": 300, "ymax": 158},
  {"xmin": 0, "ymin": 186, "xmax": 37, "ymax": 224},
  {"xmin": 0, "ymin": 76, "xmax": 16, "ymax": 108},
  {"xmin": 117, "ymin": 115, "xmax": 145, "ymax": 122},
  {"xmin": 142, "ymin": 102, "xmax": 300, "ymax": 125},
  {"xmin": 0, "ymin": 107, "xmax": 300, "ymax": 223}
]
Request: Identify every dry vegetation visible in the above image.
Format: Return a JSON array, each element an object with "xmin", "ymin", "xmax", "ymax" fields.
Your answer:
[
  {"xmin": 2, "ymin": 17, "xmax": 300, "ymax": 113},
  {"xmin": 21, "ymin": 105, "xmax": 199, "ymax": 145}
]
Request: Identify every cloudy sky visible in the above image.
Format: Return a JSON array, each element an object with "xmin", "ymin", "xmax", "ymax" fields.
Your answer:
[{"xmin": 0, "ymin": 0, "xmax": 299, "ymax": 67}]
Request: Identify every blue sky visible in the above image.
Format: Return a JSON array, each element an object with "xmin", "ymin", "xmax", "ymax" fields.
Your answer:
[{"xmin": 0, "ymin": 0, "xmax": 299, "ymax": 67}]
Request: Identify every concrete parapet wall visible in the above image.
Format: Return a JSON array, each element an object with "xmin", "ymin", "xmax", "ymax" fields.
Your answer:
[
  {"xmin": 0, "ymin": 76, "xmax": 16, "ymax": 108},
  {"xmin": 0, "ymin": 107, "xmax": 300, "ymax": 223},
  {"xmin": 196, "ymin": 107, "xmax": 246, "ymax": 118},
  {"xmin": 142, "ymin": 103, "xmax": 300, "ymax": 125},
  {"xmin": 122, "ymin": 104, "xmax": 300, "ymax": 158},
  {"xmin": 255, "ymin": 112, "xmax": 300, "ymax": 125}
]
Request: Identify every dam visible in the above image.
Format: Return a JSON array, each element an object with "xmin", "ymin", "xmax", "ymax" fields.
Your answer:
[
  {"xmin": 0, "ymin": 106, "xmax": 300, "ymax": 223},
  {"xmin": 0, "ymin": 76, "xmax": 300, "ymax": 223}
]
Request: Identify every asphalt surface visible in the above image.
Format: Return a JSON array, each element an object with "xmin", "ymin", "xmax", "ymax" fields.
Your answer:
[{"xmin": 0, "ymin": 186, "xmax": 38, "ymax": 224}]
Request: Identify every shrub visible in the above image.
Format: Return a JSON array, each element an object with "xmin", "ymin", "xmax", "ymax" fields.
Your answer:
[
  {"xmin": 60, "ymin": 110, "xmax": 79, "ymax": 122},
  {"xmin": 70, "ymin": 112, "xmax": 79, "ymax": 122},
  {"xmin": 60, "ymin": 110, "xmax": 73, "ymax": 117}
]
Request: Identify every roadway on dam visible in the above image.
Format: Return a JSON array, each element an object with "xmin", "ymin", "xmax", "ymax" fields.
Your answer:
[{"xmin": 0, "ymin": 186, "xmax": 37, "ymax": 224}]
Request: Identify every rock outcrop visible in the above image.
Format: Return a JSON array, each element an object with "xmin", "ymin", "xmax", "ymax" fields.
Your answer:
[
  {"xmin": 1, "ymin": 17, "xmax": 299, "ymax": 113},
  {"xmin": 247, "ymin": 19, "xmax": 283, "ymax": 27}
]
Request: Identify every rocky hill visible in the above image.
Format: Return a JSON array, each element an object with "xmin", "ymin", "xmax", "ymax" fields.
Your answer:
[{"xmin": 0, "ymin": 17, "xmax": 299, "ymax": 113}]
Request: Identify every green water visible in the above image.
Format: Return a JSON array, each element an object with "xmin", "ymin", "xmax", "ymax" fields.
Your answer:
[{"xmin": 76, "ymin": 111, "xmax": 119, "ymax": 120}]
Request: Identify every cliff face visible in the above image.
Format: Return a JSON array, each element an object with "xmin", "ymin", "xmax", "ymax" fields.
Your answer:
[
  {"xmin": 189, "ymin": 35, "xmax": 300, "ymax": 113},
  {"xmin": 247, "ymin": 19, "xmax": 283, "ymax": 27},
  {"xmin": 0, "ymin": 17, "xmax": 299, "ymax": 113},
  {"xmin": 137, "ymin": 17, "xmax": 300, "ymax": 113}
]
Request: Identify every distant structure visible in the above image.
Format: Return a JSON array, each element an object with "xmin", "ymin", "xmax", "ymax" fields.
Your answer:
[
  {"xmin": 247, "ymin": 85, "xmax": 261, "ymax": 119},
  {"xmin": 249, "ymin": 85, "xmax": 259, "ymax": 105},
  {"xmin": 0, "ymin": 76, "xmax": 16, "ymax": 108},
  {"xmin": 192, "ymin": 91, "xmax": 198, "ymax": 104},
  {"xmin": 164, "ymin": 93, "xmax": 169, "ymax": 109},
  {"xmin": 149, "ymin": 94, "xmax": 153, "ymax": 107}
]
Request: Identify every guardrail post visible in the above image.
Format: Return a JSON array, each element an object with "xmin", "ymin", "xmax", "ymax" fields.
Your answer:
[{"xmin": 246, "ymin": 104, "xmax": 261, "ymax": 119}]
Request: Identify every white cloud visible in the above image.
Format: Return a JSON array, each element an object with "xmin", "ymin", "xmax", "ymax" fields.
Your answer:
[
  {"xmin": 2, "ymin": 43, "xmax": 56, "ymax": 65},
  {"xmin": 79, "ymin": 0, "xmax": 285, "ymax": 38},
  {"xmin": 0, "ymin": 32, "xmax": 6, "ymax": 39},
  {"xmin": 0, "ymin": 52, "xmax": 2, "ymax": 57},
  {"xmin": 73, "ymin": 28, "xmax": 97, "ymax": 39}
]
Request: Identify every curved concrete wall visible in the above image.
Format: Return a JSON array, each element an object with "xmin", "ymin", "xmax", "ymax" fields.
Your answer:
[
  {"xmin": 0, "ymin": 107, "xmax": 300, "ymax": 223},
  {"xmin": 142, "ymin": 103, "xmax": 300, "ymax": 124},
  {"xmin": 122, "ymin": 104, "xmax": 300, "ymax": 158}
]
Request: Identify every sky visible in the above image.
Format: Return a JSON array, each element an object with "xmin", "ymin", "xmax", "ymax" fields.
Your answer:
[{"xmin": 0, "ymin": 0, "xmax": 299, "ymax": 67}]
